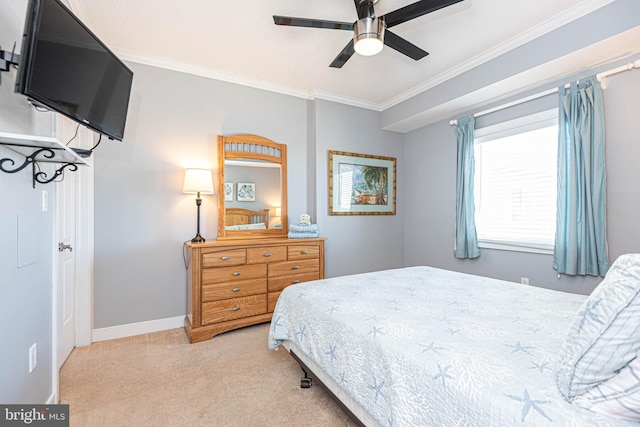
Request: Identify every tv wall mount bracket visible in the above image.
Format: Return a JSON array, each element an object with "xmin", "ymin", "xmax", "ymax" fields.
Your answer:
[{"xmin": 0, "ymin": 43, "xmax": 20, "ymax": 85}]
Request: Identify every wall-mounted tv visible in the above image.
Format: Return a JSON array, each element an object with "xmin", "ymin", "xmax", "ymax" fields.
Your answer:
[{"xmin": 15, "ymin": 0, "xmax": 133, "ymax": 141}]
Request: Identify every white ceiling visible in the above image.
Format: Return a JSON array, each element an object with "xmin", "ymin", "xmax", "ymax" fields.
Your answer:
[{"xmin": 66, "ymin": 0, "xmax": 630, "ymax": 111}]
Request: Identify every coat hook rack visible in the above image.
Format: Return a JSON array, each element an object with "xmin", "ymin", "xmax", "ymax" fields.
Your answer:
[{"xmin": 0, "ymin": 145, "xmax": 79, "ymax": 188}]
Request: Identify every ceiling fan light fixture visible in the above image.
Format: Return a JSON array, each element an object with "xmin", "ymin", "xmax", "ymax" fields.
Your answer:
[{"xmin": 354, "ymin": 18, "xmax": 385, "ymax": 56}]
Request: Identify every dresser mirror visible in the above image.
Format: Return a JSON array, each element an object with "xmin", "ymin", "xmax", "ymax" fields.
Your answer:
[{"xmin": 217, "ymin": 134, "xmax": 288, "ymax": 239}]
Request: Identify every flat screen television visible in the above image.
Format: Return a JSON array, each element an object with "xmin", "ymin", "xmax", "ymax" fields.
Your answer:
[{"xmin": 15, "ymin": 0, "xmax": 133, "ymax": 141}]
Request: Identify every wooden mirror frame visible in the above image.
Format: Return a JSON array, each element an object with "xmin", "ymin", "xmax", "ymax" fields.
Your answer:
[{"xmin": 217, "ymin": 134, "xmax": 288, "ymax": 240}]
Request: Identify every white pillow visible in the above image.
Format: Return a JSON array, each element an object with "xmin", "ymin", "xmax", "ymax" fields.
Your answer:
[
  {"xmin": 573, "ymin": 356, "xmax": 640, "ymax": 421},
  {"xmin": 556, "ymin": 253, "xmax": 640, "ymax": 400},
  {"xmin": 236, "ymin": 222, "xmax": 266, "ymax": 230}
]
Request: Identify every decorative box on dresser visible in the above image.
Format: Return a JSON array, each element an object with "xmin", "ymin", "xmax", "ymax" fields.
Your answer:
[{"xmin": 185, "ymin": 237, "xmax": 326, "ymax": 343}]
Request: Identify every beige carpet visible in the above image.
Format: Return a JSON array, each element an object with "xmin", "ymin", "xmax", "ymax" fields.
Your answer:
[{"xmin": 60, "ymin": 323, "xmax": 354, "ymax": 426}]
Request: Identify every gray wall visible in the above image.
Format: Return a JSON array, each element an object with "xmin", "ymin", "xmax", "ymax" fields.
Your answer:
[
  {"xmin": 403, "ymin": 63, "xmax": 640, "ymax": 295},
  {"xmin": 314, "ymin": 100, "xmax": 405, "ymax": 277}
]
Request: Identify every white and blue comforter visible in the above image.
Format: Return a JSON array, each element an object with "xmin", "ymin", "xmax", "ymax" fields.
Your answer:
[{"xmin": 268, "ymin": 266, "xmax": 635, "ymax": 426}]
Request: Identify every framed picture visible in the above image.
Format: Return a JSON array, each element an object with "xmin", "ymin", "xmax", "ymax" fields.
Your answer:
[
  {"xmin": 237, "ymin": 182, "xmax": 256, "ymax": 202},
  {"xmin": 224, "ymin": 182, "xmax": 234, "ymax": 201},
  {"xmin": 329, "ymin": 150, "xmax": 396, "ymax": 215}
]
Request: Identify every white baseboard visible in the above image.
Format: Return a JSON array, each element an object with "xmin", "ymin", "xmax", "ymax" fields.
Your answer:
[{"xmin": 92, "ymin": 315, "xmax": 185, "ymax": 342}]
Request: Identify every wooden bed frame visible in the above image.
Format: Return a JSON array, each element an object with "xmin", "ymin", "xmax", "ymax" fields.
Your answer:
[{"xmin": 225, "ymin": 208, "xmax": 270, "ymax": 228}]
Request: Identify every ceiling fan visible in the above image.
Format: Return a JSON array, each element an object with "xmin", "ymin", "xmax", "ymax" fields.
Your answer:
[{"xmin": 273, "ymin": 0, "xmax": 464, "ymax": 68}]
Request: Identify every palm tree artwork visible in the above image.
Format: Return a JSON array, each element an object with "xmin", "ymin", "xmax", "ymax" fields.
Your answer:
[{"xmin": 340, "ymin": 162, "xmax": 388, "ymax": 206}]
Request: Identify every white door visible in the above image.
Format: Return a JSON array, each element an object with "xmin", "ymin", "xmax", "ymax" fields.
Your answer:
[{"xmin": 57, "ymin": 168, "xmax": 77, "ymax": 369}]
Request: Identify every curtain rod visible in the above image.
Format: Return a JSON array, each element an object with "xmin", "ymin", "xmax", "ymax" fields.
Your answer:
[{"xmin": 449, "ymin": 59, "xmax": 640, "ymax": 126}]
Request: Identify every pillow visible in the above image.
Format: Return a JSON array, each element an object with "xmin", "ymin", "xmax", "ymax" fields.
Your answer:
[
  {"xmin": 572, "ymin": 356, "xmax": 640, "ymax": 421},
  {"xmin": 556, "ymin": 253, "xmax": 640, "ymax": 400},
  {"xmin": 236, "ymin": 222, "xmax": 266, "ymax": 230}
]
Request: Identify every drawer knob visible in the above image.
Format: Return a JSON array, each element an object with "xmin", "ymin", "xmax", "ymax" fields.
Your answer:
[
  {"xmin": 292, "ymin": 265, "xmax": 300, "ymax": 270},
  {"xmin": 221, "ymin": 256, "xmax": 230, "ymax": 261},
  {"xmin": 233, "ymin": 272, "xmax": 241, "ymax": 276},
  {"xmin": 301, "ymin": 250, "xmax": 309, "ymax": 255},
  {"xmin": 264, "ymin": 253, "xmax": 272, "ymax": 257},
  {"xmin": 232, "ymin": 287, "xmax": 241, "ymax": 292},
  {"xmin": 232, "ymin": 306, "xmax": 241, "ymax": 311},
  {"xmin": 292, "ymin": 280, "xmax": 300, "ymax": 284}
]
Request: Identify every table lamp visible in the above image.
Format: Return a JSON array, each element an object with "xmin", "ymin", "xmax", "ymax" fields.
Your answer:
[{"xmin": 183, "ymin": 168, "xmax": 214, "ymax": 243}]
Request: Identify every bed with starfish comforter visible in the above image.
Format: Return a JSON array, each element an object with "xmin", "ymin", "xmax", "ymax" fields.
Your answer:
[{"xmin": 268, "ymin": 262, "xmax": 640, "ymax": 426}]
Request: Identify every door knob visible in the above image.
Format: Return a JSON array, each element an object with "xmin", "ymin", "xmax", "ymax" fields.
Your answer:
[{"xmin": 58, "ymin": 242, "xmax": 73, "ymax": 252}]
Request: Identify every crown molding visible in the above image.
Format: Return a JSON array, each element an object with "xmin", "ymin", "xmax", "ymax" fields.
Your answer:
[
  {"xmin": 311, "ymin": 90, "xmax": 381, "ymax": 111},
  {"xmin": 379, "ymin": 0, "xmax": 615, "ymax": 111},
  {"xmin": 114, "ymin": 48, "xmax": 313, "ymax": 100}
]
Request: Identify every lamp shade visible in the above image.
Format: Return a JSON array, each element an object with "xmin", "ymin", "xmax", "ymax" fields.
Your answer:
[
  {"xmin": 275, "ymin": 207, "xmax": 282, "ymax": 217},
  {"xmin": 182, "ymin": 169, "xmax": 214, "ymax": 194}
]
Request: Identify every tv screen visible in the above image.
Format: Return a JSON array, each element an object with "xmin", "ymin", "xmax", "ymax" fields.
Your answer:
[{"xmin": 15, "ymin": 0, "xmax": 133, "ymax": 141}]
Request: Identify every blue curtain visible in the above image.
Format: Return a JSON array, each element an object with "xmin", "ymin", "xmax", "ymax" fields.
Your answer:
[
  {"xmin": 454, "ymin": 115, "xmax": 479, "ymax": 259},
  {"xmin": 554, "ymin": 76, "xmax": 609, "ymax": 276}
]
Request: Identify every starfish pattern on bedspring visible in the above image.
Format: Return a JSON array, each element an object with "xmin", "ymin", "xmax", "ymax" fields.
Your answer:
[
  {"xmin": 505, "ymin": 389, "xmax": 553, "ymax": 422},
  {"xmin": 419, "ymin": 342, "xmax": 446, "ymax": 355},
  {"xmin": 368, "ymin": 374, "xmax": 387, "ymax": 404},
  {"xmin": 433, "ymin": 364, "xmax": 454, "ymax": 386},
  {"xmin": 272, "ymin": 315, "xmax": 284, "ymax": 333},
  {"xmin": 505, "ymin": 341, "xmax": 535, "ymax": 355},
  {"xmin": 296, "ymin": 325, "xmax": 307, "ymax": 343},
  {"xmin": 529, "ymin": 361, "xmax": 552, "ymax": 374},
  {"xmin": 368, "ymin": 326, "xmax": 384, "ymax": 338},
  {"xmin": 576, "ymin": 298, "xmax": 604, "ymax": 333},
  {"xmin": 325, "ymin": 344, "xmax": 338, "ymax": 364},
  {"xmin": 338, "ymin": 372, "xmax": 348, "ymax": 386},
  {"xmin": 364, "ymin": 314, "xmax": 382, "ymax": 322}
]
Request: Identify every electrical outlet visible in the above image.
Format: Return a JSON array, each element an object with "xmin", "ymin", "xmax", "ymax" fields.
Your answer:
[
  {"xmin": 520, "ymin": 277, "xmax": 530, "ymax": 285},
  {"xmin": 29, "ymin": 343, "xmax": 37, "ymax": 373}
]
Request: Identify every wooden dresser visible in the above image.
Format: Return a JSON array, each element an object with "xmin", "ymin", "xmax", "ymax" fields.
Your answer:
[{"xmin": 184, "ymin": 237, "xmax": 326, "ymax": 343}]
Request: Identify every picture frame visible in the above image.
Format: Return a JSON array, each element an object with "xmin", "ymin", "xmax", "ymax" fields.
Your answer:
[
  {"xmin": 224, "ymin": 182, "xmax": 234, "ymax": 201},
  {"xmin": 236, "ymin": 182, "xmax": 256, "ymax": 202},
  {"xmin": 329, "ymin": 150, "xmax": 396, "ymax": 215}
]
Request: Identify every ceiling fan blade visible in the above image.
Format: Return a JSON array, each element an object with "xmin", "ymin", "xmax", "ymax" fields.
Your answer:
[
  {"xmin": 273, "ymin": 16, "xmax": 354, "ymax": 31},
  {"xmin": 329, "ymin": 40, "xmax": 355, "ymax": 68},
  {"xmin": 384, "ymin": 30, "xmax": 428, "ymax": 60},
  {"xmin": 381, "ymin": 0, "xmax": 464, "ymax": 28}
]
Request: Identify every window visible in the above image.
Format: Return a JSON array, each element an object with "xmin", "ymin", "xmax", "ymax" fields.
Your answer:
[{"xmin": 473, "ymin": 110, "xmax": 558, "ymax": 253}]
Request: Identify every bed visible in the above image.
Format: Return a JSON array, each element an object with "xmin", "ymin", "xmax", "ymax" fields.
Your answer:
[
  {"xmin": 268, "ymin": 255, "xmax": 640, "ymax": 426},
  {"xmin": 224, "ymin": 208, "xmax": 269, "ymax": 230}
]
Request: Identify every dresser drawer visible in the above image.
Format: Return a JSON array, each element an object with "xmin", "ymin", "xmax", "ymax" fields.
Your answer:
[
  {"xmin": 268, "ymin": 272, "xmax": 319, "ymax": 293},
  {"xmin": 202, "ymin": 264, "xmax": 267, "ymax": 285},
  {"xmin": 202, "ymin": 249, "xmax": 246, "ymax": 268},
  {"xmin": 202, "ymin": 295, "xmax": 267, "ymax": 325},
  {"xmin": 247, "ymin": 246, "xmax": 287, "ymax": 264},
  {"xmin": 268, "ymin": 259, "xmax": 319, "ymax": 277},
  {"xmin": 268, "ymin": 291, "xmax": 281, "ymax": 312},
  {"xmin": 287, "ymin": 245, "xmax": 320, "ymax": 260},
  {"xmin": 202, "ymin": 279, "xmax": 267, "ymax": 302}
]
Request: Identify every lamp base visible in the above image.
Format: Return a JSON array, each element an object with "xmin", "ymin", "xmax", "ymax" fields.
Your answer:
[{"xmin": 191, "ymin": 234, "xmax": 206, "ymax": 243}]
